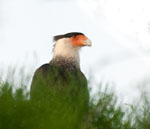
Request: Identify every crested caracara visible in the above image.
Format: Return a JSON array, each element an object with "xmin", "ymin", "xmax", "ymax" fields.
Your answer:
[{"xmin": 30, "ymin": 32, "xmax": 92, "ymax": 128}]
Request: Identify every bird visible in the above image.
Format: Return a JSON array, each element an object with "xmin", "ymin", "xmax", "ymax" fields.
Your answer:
[{"xmin": 30, "ymin": 32, "xmax": 92, "ymax": 128}]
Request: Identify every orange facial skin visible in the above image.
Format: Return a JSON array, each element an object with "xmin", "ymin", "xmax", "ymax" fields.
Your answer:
[{"xmin": 70, "ymin": 35, "xmax": 88, "ymax": 46}]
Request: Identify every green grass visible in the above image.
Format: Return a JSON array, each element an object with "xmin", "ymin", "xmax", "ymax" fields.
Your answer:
[{"xmin": 0, "ymin": 75, "xmax": 150, "ymax": 129}]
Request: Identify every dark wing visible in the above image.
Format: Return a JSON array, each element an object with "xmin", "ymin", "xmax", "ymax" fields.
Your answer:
[{"xmin": 30, "ymin": 63, "xmax": 89, "ymax": 102}]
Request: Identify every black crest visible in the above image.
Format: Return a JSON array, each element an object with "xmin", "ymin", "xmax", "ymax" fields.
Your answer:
[{"xmin": 54, "ymin": 32, "xmax": 84, "ymax": 41}]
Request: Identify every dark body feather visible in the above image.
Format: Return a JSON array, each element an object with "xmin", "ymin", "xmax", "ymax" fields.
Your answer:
[
  {"xmin": 30, "ymin": 58, "xmax": 89, "ymax": 129},
  {"xmin": 30, "ymin": 60, "xmax": 89, "ymax": 101}
]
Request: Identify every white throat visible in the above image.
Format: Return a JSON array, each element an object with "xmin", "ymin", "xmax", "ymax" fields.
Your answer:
[{"xmin": 53, "ymin": 38, "xmax": 80, "ymax": 68}]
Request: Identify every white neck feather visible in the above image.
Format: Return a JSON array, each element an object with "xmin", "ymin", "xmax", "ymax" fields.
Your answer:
[{"xmin": 52, "ymin": 38, "xmax": 80, "ymax": 68}]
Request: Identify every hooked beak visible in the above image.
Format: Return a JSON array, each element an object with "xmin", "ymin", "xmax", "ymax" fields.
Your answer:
[{"xmin": 84, "ymin": 39, "xmax": 92, "ymax": 46}]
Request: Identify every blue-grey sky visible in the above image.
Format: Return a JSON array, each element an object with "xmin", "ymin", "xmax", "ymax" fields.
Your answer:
[{"xmin": 0, "ymin": 0, "xmax": 150, "ymax": 103}]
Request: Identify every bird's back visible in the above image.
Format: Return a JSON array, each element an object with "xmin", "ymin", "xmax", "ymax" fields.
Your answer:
[{"xmin": 30, "ymin": 63, "xmax": 89, "ymax": 101}]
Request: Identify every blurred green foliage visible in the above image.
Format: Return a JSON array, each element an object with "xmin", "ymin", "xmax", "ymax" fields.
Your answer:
[{"xmin": 0, "ymin": 77, "xmax": 150, "ymax": 129}]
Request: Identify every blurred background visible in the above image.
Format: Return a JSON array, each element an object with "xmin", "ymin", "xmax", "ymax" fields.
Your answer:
[{"xmin": 0, "ymin": 0, "xmax": 150, "ymax": 104}]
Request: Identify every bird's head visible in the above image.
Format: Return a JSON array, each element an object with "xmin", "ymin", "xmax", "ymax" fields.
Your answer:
[
  {"xmin": 54, "ymin": 32, "xmax": 92, "ymax": 48},
  {"xmin": 54, "ymin": 32, "xmax": 92, "ymax": 47},
  {"xmin": 52, "ymin": 32, "xmax": 92, "ymax": 69}
]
